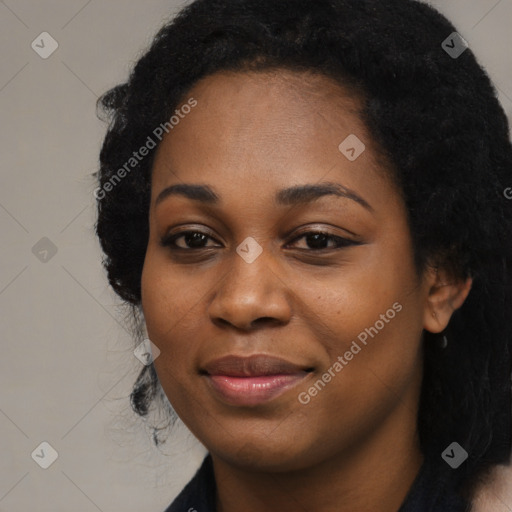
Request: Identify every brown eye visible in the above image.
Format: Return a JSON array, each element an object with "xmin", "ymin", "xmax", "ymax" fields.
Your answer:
[
  {"xmin": 287, "ymin": 231, "xmax": 359, "ymax": 251},
  {"xmin": 160, "ymin": 230, "xmax": 220, "ymax": 250},
  {"xmin": 160, "ymin": 229, "xmax": 360, "ymax": 252}
]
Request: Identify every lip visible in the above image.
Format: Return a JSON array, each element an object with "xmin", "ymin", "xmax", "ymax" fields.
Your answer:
[{"xmin": 201, "ymin": 354, "xmax": 313, "ymax": 406}]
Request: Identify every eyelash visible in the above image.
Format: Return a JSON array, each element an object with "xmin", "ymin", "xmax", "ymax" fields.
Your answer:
[{"xmin": 159, "ymin": 229, "xmax": 358, "ymax": 252}]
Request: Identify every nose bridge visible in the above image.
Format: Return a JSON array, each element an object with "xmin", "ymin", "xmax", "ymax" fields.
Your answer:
[
  {"xmin": 208, "ymin": 238, "xmax": 292, "ymax": 328},
  {"xmin": 230, "ymin": 238, "xmax": 274, "ymax": 291}
]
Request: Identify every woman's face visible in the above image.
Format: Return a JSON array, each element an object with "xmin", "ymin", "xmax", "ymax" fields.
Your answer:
[{"xmin": 141, "ymin": 69, "xmax": 435, "ymax": 471}]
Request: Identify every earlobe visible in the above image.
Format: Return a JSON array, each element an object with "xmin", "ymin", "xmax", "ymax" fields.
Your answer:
[{"xmin": 423, "ymin": 266, "xmax": 473, "ymax": 334}]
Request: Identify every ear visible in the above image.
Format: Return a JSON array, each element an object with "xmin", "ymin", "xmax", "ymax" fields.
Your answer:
[{"xmin": 422, "ymin": 265, "xmax": 473, "ymax": 334}]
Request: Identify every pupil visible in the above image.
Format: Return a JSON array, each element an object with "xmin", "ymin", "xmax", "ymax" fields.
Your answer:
[
  {"xmin": 307, "ymin": 233, "xmax": 327, "ymax": 249},
  {"xmin": 187, "ymin": 233, "xmax": 207, "ymax": 248}
]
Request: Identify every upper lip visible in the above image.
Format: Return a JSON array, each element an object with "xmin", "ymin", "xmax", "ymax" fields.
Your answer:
[{"xmin": 201, "ymin": 354, "xmax": 312, "ymax": 377}]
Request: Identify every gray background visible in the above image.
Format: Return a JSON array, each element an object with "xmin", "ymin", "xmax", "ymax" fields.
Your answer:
[{"xmin": 1, "ymin": 1, "xmax": 511, "ymax": 511}]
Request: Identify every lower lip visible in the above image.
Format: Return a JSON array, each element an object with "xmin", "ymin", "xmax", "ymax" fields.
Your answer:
[{"xmin": 205, "ymin": 373, "xmax": 309, "ymax": 406}]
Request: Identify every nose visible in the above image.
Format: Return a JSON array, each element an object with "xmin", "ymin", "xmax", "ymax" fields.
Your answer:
[{"xmin": 207, "ymin": 243, "xmax": 293, "ymax": 331}]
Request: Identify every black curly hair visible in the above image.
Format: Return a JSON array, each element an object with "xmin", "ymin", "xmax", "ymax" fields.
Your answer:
[{"xmin": 94, "ymin": 0, "xmax": 512, "ymax": 503}]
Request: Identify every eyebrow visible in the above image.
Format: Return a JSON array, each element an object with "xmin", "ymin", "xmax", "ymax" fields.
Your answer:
[{"xmin": 155, "ymin": 181, "xmax": 374, "ymax": 212}]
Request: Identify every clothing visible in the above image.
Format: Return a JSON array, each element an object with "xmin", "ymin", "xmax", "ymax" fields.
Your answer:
[{"xmin": 163, "ymin": 454, "xmax": 470, "ymax": 512}]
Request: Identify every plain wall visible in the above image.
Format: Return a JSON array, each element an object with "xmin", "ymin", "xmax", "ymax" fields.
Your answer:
[{"xmin": 1, "ymin": 1, "xmax": 511, "ymax": 510}]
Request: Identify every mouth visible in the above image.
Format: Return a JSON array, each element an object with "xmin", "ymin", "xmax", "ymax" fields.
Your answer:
[{"xmin": 200, "ymin": 354, "xmax": 314, "ymax": 406}]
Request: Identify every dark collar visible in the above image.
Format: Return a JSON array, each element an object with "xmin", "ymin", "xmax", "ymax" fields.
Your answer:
[{"xmin": 164, "ymin": 454, "xmax": 470, "ymax": 512}]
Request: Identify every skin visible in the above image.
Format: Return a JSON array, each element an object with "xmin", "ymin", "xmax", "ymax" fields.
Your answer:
[
  {"xmin": 472, "ymin": 462, "xmax": 512, "ymax": 511},
  {"xmin": 141, "ymin": 69, "xmax": 472, "ymax": 512}
]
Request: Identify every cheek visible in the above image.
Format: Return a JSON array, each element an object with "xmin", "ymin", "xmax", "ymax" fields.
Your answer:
[
  {"xmin": 141, "ymin": 251, "xmax": 207, "ymax": 365},
  {"xmin": 141, "ymin": 259, "xmax": 207, "ymax": 419},
  {"xmin": 296, "ymin": 241, "xmax": 424, "ymax": 403},
  {"xmin": 300, "ymin": 253, "xmax": 416, "ymax": 350},
  {"xmin": 294, "ymin": 280, "xmax": 423, "ymax": 454}
]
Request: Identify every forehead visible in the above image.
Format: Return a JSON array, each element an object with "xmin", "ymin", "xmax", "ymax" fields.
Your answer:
[
  {"xmin": 170, "ymin": 68, "xmax": 366, "ymax": 144},
  {"xmin": 150, "ymin": 69, "xmax": 395, "ymax": 207}
]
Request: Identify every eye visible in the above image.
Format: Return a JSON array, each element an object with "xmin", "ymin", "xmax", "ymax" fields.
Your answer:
[
  {"xmin": 160, "ymin": 229, "xmax": 359, "ymax": 251},
  {"xmin": 160, "ymin": 230, "xmax": 221, "ymax": 250},
  {"xmin": 286, "ymin": 230, "xmax": 358, "ymax": 251}
]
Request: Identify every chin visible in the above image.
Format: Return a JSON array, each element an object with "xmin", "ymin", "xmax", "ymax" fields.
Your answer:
[{"xmin": 210, "ymin": 437, "xmax": 317, "ymax": 474}]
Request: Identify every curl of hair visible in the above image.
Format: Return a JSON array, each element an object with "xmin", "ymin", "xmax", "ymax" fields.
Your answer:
[{"xmin": 95, "ymin": 0, "xmax": 512, "ymax": 500}]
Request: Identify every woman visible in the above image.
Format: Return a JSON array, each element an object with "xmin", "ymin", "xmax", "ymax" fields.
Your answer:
[{"xmin": 94, "ymin": 0, "xmax": 512, "ymax": 510}]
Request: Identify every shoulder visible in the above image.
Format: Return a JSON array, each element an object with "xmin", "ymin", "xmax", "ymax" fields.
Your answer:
[{"xmin": 471, "ymin": 462, "xmax": 512, "ymax": 512}]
